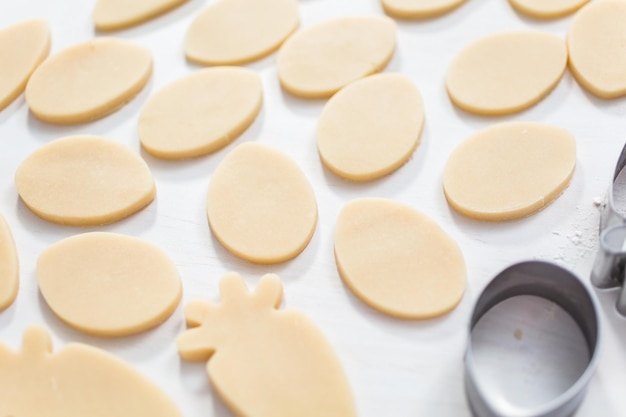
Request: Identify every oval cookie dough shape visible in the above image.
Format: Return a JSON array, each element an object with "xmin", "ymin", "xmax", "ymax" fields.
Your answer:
[
  {"xmin": 94, "ymin": 0, "xmax": 188, "ymax": 31},
  {"xmin": 509, "ymin": 0, "xmax": 589, "ymax": 19},
  {"xmin": 37, "ymin": 233, "xmax": 181, "ymax": 337},
  {"xmin": 318, "ymin": 74, "xmax": 424, "ymax": 181},
  {"xmin": 185, "ymin": 0, "xmax": 298, "ymax": 65},
  {"xmin": 0, "ymin": 215, "xmax": 18, "ymax": 311},
  {"xmin": 25, "ymin": 38, "xmax": 152, "ymax": 124},
  {"xmin": 277, "ymin": 16, "xmax": 397, "ymax": 99},
  {"xmin": 381, "ymin": 0, "xmax": 467, "ymax": 18},
  {"xmin": 568, "ymin": 0, "xmax": 626, "ymax": 99},
  {"xmin": 207, "ymin": 143, "xmax": 318, "ymax": 264},
  {"xmin": 139, "ymin": 67, "xmax": 263, "ymax": 159},
  {"xmin": 15, "ymin": 136, "xmax": 156, "ymax": 226},
  {"xmin": 443, "ymin": 122, "xmax": 576, "ymax": 221},
  {"xmin": 446, "ymin": 31, "xmax": 567, "ymax": 115},
  {"xmin": 334, "ymin": 198, "xmax": 466, "ymax": 319},
  {"xmin": 0, "ymin": 326, "xmax": 183, "ymax": 417},
  {"xmin": 0, "ymin": 19, "xmax": 50, "ymax": 111}
]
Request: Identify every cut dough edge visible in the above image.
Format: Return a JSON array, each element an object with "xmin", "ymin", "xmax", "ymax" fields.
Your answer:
[
  {"xmin": 508, "ymin": 0, "xmax": 588, "ymax": 19},
  {"xmin": 381, "ymin": 0, "xmax": 467, "ymax": 19},
  {"xmin": 0, "ymin": 215, "xmax": 19, "ymax": 311},
  {"xmin": 94, "ymin": 0, "xmax": 188, "ymax": 31}
]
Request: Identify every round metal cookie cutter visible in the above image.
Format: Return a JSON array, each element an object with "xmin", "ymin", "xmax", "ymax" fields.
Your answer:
[{"xmin": 465, "ymin": 261, "xmax": 600, "ymax": 417}]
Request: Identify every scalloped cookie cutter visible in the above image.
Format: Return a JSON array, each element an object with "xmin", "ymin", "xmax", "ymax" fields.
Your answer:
[{"xmin": 465, "ymin": 261, "xmax": 600, "ymax": 417}]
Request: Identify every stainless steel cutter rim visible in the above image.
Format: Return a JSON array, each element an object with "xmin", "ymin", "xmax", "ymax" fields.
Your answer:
[{"xmin": 465, "ymin": 261, "xmax": 601, "ymax": 417}]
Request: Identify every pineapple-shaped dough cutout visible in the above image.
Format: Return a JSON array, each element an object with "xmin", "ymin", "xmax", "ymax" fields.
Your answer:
[
  {"xmin": 177, "ymin": 273, "xmax": 357, "ymax": 417},
  {"xmin": 0, "ymin": 326, "xmax": 182, "ymax": 417}
]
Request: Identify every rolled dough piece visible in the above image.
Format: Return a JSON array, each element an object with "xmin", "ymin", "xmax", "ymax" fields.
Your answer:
[
  {"xmin": 94, "ymin": 0, "xmax": 188, "ymax": 31},
  {"xmin": 207, "ymin": 142, "xmax": 317, "ymax": 264},
  {"xmin": 37, "ymin": 233, "xmax": 181, "ymax": 337},
  {"xmin": 0, "ymin": 326, "xmax": 183, "ymax": 417},
  {"xmin": 509, "ymin": 0, "xmax": 589, "ymax": 19},
  {"xmin": 443, "ymin": 122, "xmax": 576, "ymax": 221},
  {"xmin": 446, "ymin": 31, "xmax": 567, "ymax": 115},
  {"xmin": 25, "ymin": 38, "xmax": 152, "ymax": 124},
  {"xmin": 568, "ymin": 0, "xmax": 626, "ymax": 99},
  {"xmin": 334, "ymin": 198, "xmax": 465, "ymax": 319},
  {"xmin": 381, "ymin": 0, "xmax": 467, "ymax": 18},
  {"xmin": 139, "ymin": 67, "xmax": 263, "ymax": 159},
  {"xmin": 277, "ymin": 16, "xmax": 396, "ymax": 99},
  {"xmin": 177, "ymin": 273, "xmax": 357, "ymax": 417},
  {"xmin": 0, "ymin": 19, "xmax": 50, "ymax": 111},
  {"xmin": 185, "ymin": 0, "xmax": 298, "ymax": 65},
  {"xmin": 15, "ymin": 136, "xmax": 156, "ymax": 226},
  {"xmin": 0, "ymin": 215, "xmax": 18, "ymax": 311},
  {"xmin": 317, "ymin": 74, "xmax": 424, "ymax": 181}
]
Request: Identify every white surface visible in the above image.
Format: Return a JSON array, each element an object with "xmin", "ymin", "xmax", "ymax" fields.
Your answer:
[{"xmin": 1, "ymin": 0, "xmax": 626, "ymax": 416}]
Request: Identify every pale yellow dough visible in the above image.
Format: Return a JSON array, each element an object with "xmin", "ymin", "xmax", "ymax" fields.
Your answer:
[
  {"xmin": 0, "ymin": 326, "xmax": 183, "ymax": 417},
  {"xmin": 277, "ymin": 16, "xmax": 397, "ymax": 98},
  {"xmin": 0, "ymin": 215, "xmax": 18, "ymax": 311},
  {"xmin": 335, "ymin": 198, "xmax": 465, "ymax": 319},
  {"xmin": 15, "ymin": 136, "xmax": 156, "ymax": 226},
  {"xmin": 177, "ymin": 273, "xmax": 357, "ymax": 417},
  {"xmin": 509, "ymin": 0, "xmax": 589, "ymax": 18},
  {"xmin": 207, "ymin": 143, "xmax": 318, "ymax": 264},
  {"xmin": 185, "ymin": 0, "xmax": 298, "ymax": 65},
  {"xmin": 94, "ymin": 0, "xmax": 188, "ymax": 31},
  {"xmin": 568, "ymin": 0, "xmax": 626, "ymax": 99},
  {"xmin": 139, "ymin": 67, "xmax": 263, "ymax": 159},
  {"xmin": 0, "ymin": 19, "xmax": 50, "ymax": 111},
  {"xmin": 26, "ymin": 38, "xmax": 152, "ymax": 124},
  {"xmin": 37, "ymin": 233, "xmax": 181, "ymax": 337},
  {"xmin": 443, "ymin": 122, "xmax": 576, "ymax": 221},
  {"xmin": 318, "ymin": 74, "xmax": 424, "ymax": 181},
  {"xmin": 446, "ymin": 31, "xmax": 567, "ymax": 115},
  {"xmin": 382, "ymin": 0, "xmax": 467, "ymax": 18}
]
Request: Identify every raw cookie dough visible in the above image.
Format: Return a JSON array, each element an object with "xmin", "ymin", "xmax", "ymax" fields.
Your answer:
[
  {"xmin": 0, "ymin": 19, "xmax": 50, "ymax": 111},
  {"xmin": 38, "ymin": 233, "xmax": 181, "ymax": 337},
  {"xmin": 568, "ymin": 0, "xmax": 626, "ymax": 99},
  {"xmin": 509, "ymin": 0, "xmax": 589, "ymax": 19},
  {"xmin": 25, "ymin": 38, "xmax": 152, "ymax": 124},
  {"xmin": 177, "ymin": 273, "xmax": 357, "ymax": 417},
  {"xmin": 446, "ymin": 31, "xmax": 567, "ymax": 115},
  {"xmin": 277, "ymin": 16, "xmax": 396, "ymax": 98},
  {"xmin": 207, "ymin": 142, "xmax": 317, "ymax": 264},
  {"xmin": 0, "ymin": 215, "xmax": 18, "ymax": 311},
  {"xmin": 334, "ymin": 198, "xmax": 466, "ymax": 319},
  {"xmin": 443, "ymin": 122, "xmax": 576, "ymax": 221},
  {"xmin": 139, "ymin": 67, "xmax": 263, "ymax": 159},
  {"xmin": 94, "ymin": 0, "xmax": 188, "ymax": 31},
  {"xmin": 381, "ymin": 0, "xmax": 467, "ymax": 18},
  {"xmin": 185, "ymin": 0, "xmax": 298, "ymax": 65},
  {"xmin": 0, "ymin": 326, "xmax": 183, "ymax": 417},
  {"xmin": 15, "ymin": 136, "xmax": 156, "ymax": 226},
  {"xmin": 317, "ymin": 74, "xmax": 424, "ymax": 181}
]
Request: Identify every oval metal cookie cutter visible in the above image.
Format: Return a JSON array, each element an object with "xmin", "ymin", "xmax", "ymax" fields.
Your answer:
[
  {"xmin": 465, "ymin": 261, "xmax": 600, "ymax": 417},
  {"xmin": 592, "ymin": 143, "xmax": 626, "ymax": 315}
]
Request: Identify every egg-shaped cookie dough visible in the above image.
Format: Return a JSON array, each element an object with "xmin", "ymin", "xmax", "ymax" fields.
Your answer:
[
  {"xmin": 26, "ymin": 38, "xmax": 152, "ymax": 124},
  {"xmin": 207, "ymin": 143, "xmax": 318, "ymax": 264},
  {"xmin": 443, "ymin": 122, "xmax": 576, "ymax": 221},
  {"xmin": 139, "ymin": 67, "xmax": 263, "ymax": 159},
  {"xmin": 277, "ymin": 16, "xmax": 396, "ymax": 99},
  {"xmin": 94, "ymin": 0, "xmax": 188, "ymax": 31},
  {"xmin": 185, "ymin": 0, "xmax": 298, "ymax": 65},
  {"xmin": 15, "ymin": 136, "xmax": 156, "ymax": 226},
  {"xmin": 446, "ymin": 31, "xmax": 567, "ymax": 115},
  {"xmin": 0, "ymin": 19, "xmax": 50, "ymax": 111},
  {"xmin": 509, "ymin": 0, "xmax": 589, "ymax": 19},
  {"xmin": 38, "ymin": 233, "xmax": 181, "ymax": 337},
  {"xmin": 0, "ymin": 215, "xmax": 18, "ymax": 311},
  {"xmin": 317, "ymin": 74, "xmax": 424, "ymax": 181},
  {"xmin": 381, "ymin": 0, "xmax": 467, "ymax": 18},
  {"xmin": 335, "ymin": 198, "xmax": 465, "ymax": 319},
  {"xmin": 568, "ymin": 0, "xmax": 626, "ymax": 99}
]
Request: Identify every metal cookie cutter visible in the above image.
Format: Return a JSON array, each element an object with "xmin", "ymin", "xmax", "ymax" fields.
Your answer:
[
  {"xmin": 592, "ymin": 143, "xmax": 626, "ymax": 315},
  {"xmin": 465, "ymin": 261, "xmax": 600, "ymax": 417}
]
